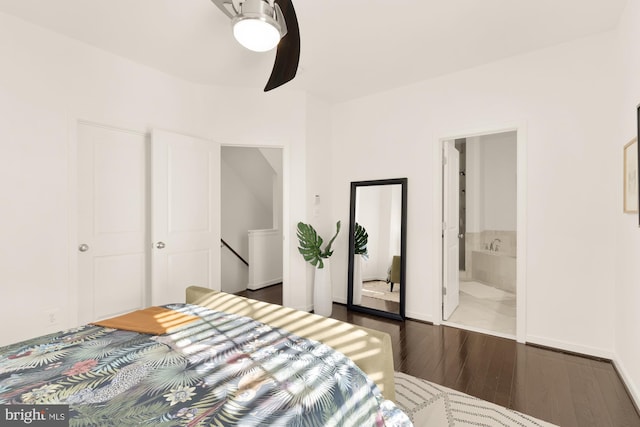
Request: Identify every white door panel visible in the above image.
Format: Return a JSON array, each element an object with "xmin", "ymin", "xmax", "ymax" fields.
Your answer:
[
  {"xmin": 169, "ymin": 148, "xmax": 212, "ymax": 232},
  {"xmin": 151, "ymin": 129, "xmax": 220, "ymax": 306},
  {"xmin": 77, "ymin": 123, "xmax": 147, "ymax": 323},
  {"xmin": 93, "ymin": 254, "xmax": 145, "ymax": 319},
  {"xmin": 168, "ymin": 250, "xmax": 211, "ymax": 293},
  {"xmin": 443, "ymin": 141, "xmax": 460, "ymax": 320}
]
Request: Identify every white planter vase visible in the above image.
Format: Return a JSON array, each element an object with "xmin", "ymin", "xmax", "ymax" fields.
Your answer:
[
  {"xmin": 313, "ymin": 259, "xmax": 333, "ymax": 317},
  {"xmin": 353, "ymin": 255, "xmax": 363, "ymax": 305}
]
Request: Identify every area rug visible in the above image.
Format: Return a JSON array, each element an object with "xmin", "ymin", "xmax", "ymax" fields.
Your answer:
[
  {"xmin": 362, "ymin": 280, "xmax": 400, "ymax": 302},
  {"xmin": 394, "ymin": 372, "xmax": 557, "ymax": 427}
]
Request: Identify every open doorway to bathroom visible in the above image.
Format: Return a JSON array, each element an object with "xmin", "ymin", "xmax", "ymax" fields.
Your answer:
[{"xmin": 442, "ymin": 130, "xmax": 518, "ymax": 338}]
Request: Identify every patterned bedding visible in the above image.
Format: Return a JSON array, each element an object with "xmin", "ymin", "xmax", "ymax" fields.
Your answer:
[{"xmin": 0, "ymin": 303, "xmax": 412, "ymax": 426}]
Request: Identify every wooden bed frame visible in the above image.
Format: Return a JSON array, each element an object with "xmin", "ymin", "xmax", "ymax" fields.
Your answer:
[{"xmin": 186, "ymin": 286, "xmax": 396, "ymax": 401}]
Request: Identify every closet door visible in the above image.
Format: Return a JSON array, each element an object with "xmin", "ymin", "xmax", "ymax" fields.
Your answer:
[
  {"xmin": 151, "ymin": 129, "xmax": 221, "ymax": 305},
  {"xmin": 77, "ymin": 123, "xmax": 147, "ymax": 324}
]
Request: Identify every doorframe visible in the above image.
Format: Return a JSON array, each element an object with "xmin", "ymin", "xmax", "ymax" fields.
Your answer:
[{"xmin": 432, "ymin": 122, "xmax": 527, "ymax": 343}]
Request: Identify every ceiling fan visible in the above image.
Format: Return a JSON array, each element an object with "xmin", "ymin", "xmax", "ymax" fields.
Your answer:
[{"xmin": 210, "ymin": 0, "xmax": 300, "ymax": 92}]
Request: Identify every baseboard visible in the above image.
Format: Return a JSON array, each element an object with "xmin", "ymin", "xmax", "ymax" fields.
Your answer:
[
  {"xmin": 525, "ymin": 335, "xmax": 615, "ymax": 361},
  {"xmin": 333, "ymin": 296, "xmax": 347, "ymax": 305},
  {"xmin": 405, "ymin": 311, "xmax": 433, "ymax": 324},
  {"xmin": 247, "ymin": 278, "xmax": 282, "ymax": 291},
  {"xmin": 612, "ymin": 358, "xmax": 640, "ymax": 416}
]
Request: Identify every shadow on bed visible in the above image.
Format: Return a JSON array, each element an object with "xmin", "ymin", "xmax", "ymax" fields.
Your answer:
[{"xmin": 185, "ymin": 285, "xmax": 396, "ymax": 402}]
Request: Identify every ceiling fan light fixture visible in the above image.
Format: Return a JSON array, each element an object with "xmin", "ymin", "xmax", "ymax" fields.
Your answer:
[
  {"xmin": 210, "ymin": 0, "xmax": 300, "ymax": 90},
  {"xmin": 231, "ymin": 0, "xmax": 284, "ymax": 52},
  {"xmin": 233, "ymin": 17, "xmax": 280, "ymax": 52}
]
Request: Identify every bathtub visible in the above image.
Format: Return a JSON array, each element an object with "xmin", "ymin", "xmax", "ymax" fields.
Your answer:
[{"xmin": 471, "ymin": 250, "xmax": 516, "ymax": 293}]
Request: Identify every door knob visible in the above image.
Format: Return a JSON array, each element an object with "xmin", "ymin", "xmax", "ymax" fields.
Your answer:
[
  {"xmin": 78, "ymin": 243, "xmax": 90, "ymax": 252},
  {"xmin": 155, "ymin": 242, "xmax": 166, "ymax": 249},
  {"xmin": 458, "ymin": 234, "xmax": 464, "ymax": 239}
]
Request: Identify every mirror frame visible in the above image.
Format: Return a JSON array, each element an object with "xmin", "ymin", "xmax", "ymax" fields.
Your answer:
[{"xmin": 347, "ymin": 178, "xmax": 407, "ymax": 321}]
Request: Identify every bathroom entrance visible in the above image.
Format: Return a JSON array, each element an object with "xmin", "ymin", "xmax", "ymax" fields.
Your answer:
[{"xmin": 442, "ymin": 130, "xmax": 519, "ymax": 339}]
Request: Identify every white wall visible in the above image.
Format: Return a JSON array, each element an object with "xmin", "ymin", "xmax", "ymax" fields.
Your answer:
[
  {"xmin": 220, "ymin": 155, "xmax": 272, "ymax": 293},
  {"xmin": 0, "ymin": 92, "xmax": 70, "ymax": 346},
  {"xmin": 330, "ymin": 31, "xmax": 618, "ymax": 358},
  {"xmin": 0, "ymin": 12, "xmax": 311, "ymax": 345},
  {"xmin": 613, "ymin": 0, "xmax": 640, "ymax": 406},
  {"xmin": 221, "ymin": 151, "xmax": 274, "ymax": 245},
  {"xmin": 304, "ymin": 95, "xmax": 333, "ymax": 311},
  {"xmin": 465, "ymin": 132, "xmax": 517, "ymax": 233},
  {"xmin": 259, "ymin": 147, "xmax": 284, "ymax": 230}
]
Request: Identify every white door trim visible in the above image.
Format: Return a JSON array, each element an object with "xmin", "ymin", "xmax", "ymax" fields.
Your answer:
[{"xmin": 433, "ymin": 122, "xmax": 527, "ymax": 343}]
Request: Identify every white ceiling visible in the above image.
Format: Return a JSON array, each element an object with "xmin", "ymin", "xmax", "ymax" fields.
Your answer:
[{"xmin": 0, "ymin": 0, "xmax": 628, "ymax": 103}]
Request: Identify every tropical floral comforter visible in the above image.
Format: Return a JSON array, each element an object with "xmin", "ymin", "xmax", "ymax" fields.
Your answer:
[{"xmin": 0, "ymin": 303, "xmax": 412, "ymax": 426}]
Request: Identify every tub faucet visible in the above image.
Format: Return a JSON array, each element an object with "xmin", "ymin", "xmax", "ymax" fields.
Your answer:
[{"xmin": 489, "ymin": 238, "xmax": 502, "ymax": 251}]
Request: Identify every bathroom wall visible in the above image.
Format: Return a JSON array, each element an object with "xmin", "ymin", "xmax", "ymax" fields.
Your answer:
[
  {"xmin": 464, "ymin": 131, "xmax": 517, "ymax": 283},
  {"xmin": 479, "ymin": 132, "xmax": 518, "ymax": 232}
]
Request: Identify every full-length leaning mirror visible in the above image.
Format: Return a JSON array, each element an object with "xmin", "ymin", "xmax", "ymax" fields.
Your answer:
[{"xmin": 347, "ymin": 178, "xmax": 407, "ymax": 320}]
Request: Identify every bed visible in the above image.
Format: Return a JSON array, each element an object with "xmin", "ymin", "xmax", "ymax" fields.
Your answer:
[{"xmin": 0, "ymin": 287, "xmax": 411, "ymax": 426}]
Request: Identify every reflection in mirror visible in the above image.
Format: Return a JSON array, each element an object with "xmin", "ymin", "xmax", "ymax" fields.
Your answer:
[{"xmin": 347, "ymin": 178, "xmax": 407, "ymax": 320}]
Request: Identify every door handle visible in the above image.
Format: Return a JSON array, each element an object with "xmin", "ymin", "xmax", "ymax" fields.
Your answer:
[
  {"xmin": 155, "ymin": 242, "xmax": 166, "ymax": 249},
  {"xmin": 78, "ymin": 243, "xmax": 90, "ymax": 252},
  {"xmin": 458, "ymin": 234, "xmax": 464, "ymax": 239}
]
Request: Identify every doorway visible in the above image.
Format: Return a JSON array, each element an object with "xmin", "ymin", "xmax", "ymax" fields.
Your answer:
[
  {"xmin": 441, "ymin": 130, "xmax": 521, "ymax": 339},
  {"xmin": 220, "ymin": 146, "xmax": 284, "ymax": 296}
]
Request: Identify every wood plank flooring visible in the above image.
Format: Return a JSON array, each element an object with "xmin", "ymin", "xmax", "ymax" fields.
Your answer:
[{"xmin": 239, "ymin": 285, "xmax": 640, "ymax": 427}]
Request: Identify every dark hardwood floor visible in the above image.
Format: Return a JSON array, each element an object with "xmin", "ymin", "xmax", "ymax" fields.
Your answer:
[{"xmin": 239, "ymin": 285, "xmax": 640, "ymax": 427}]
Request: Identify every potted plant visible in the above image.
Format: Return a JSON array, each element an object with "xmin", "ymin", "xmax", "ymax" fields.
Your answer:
[
  {"xmin": 296, "ymin": 221, "xmax": 341, "ymax": 316},
  {"xmin": 352, "ymin": 222, "xmax": 368, "ymax": 305}
]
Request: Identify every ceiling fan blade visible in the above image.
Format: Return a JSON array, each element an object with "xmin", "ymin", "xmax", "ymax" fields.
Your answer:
[{"xmin": 264, "ymin": 0, "xmax": 300, "ymax": 92}]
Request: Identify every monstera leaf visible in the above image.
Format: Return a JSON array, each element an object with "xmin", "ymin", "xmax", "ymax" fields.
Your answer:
[
  {"xmin": 296, "ymin": 222, "xmax": 323, "ymax": 268},
  {"xmin": 322, "ymin": 221, "xmax": 341, "ymax": 259},
  {"xmin": 296, "ymin": 221, "xmax": 341, "ymax": 269},
  {"xmin": 354, "ymin": 222, "xmax": 369, "ymax": 260}
]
